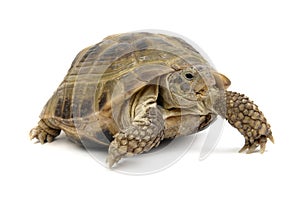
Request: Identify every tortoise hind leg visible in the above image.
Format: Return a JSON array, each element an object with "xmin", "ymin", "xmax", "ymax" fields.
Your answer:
[{"xmin": 29, "ymin": 119, "xmax": 61, "ymax": 144}]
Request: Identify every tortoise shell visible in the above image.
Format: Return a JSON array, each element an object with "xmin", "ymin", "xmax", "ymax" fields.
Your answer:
[{"xmin": 40, "ymin": 32, "xmax": 213, "ymax": 146}]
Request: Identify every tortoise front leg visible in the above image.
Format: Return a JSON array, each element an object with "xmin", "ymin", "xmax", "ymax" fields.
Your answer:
[
  {"xmin": 106, "ymin": 85, "xmax": 164, "ymax": 168},
  {"xmin": 225, "ymin": 91, "xmax": 274, "ymax": 153},
  {"xmin": 106, "ymin": 107, "xmax": 164, "ymax": 168}
]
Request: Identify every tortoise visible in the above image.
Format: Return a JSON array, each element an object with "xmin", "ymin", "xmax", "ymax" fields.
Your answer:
[{"xmin": 29, "ymin": 32, "xmax": 274, "ymax": 168}]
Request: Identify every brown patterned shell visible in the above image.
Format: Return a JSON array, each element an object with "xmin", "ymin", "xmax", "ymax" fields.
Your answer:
[{"xmin": 40, "ymin": 32, "xmax": 210, "ymax": 145}]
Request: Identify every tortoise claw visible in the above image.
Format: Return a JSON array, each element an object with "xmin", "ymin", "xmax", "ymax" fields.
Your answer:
[
  {"xmin": 38, "ymin": 132, "xmax": 46, "ymax": 144},
  {"xmin": 259, "ymin": 141, "xmax": 266, "ymax": 154},
  {"xmin": 106, "ymin": 140, "xmax": 127, "ymax": 168},
  {"xmin": 46, "ymin": 135, "xmax": 54, "ymax": 143},
  {"xmin": 238, "ymin": 144, "xmax": 249, "ymax": 153},
  {"xmin": 106, "ymin": 155, "xmax": 121, "ymax": 169},
  {"xmin": 268, "ymin": 135, "xmax": 275, "ymax": 144},
  {"xmin": 29, "ymin": 128, "xmax": 38, "ymax": 140},
  {"xmin": 246, "ymin": 143, "xmax": 258, "ymax": 154}
]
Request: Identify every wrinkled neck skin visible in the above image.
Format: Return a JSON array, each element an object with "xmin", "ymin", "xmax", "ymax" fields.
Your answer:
[
  {"xmin": 159, "ymin": 75, "xmax": 214, "ymax": 116},
  {"xmin": 205, "ymin": 87, "xmax": 227, "ymax": 118}
]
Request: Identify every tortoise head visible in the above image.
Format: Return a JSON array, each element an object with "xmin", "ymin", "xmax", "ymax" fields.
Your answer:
[{"xmin": 167, "ymin": 67, "xmax": 231, "ymax": 112}]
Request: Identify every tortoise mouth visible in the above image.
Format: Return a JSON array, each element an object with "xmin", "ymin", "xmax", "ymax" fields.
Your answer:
[{"xmin": 195, "ymin": 85, "xmax": 208, "ymax": 97}]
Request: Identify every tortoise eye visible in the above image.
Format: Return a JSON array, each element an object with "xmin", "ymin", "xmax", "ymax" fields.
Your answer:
[{"xmin": 184, "ymin": 73, "xmax": 194, "ymax": 80}]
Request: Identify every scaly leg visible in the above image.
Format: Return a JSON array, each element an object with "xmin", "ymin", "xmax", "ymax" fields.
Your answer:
[
  {"xmin": 106, "ymin": 107, "xmax": 164, "ymax": 168},
  {"xmin": 225, "ymin": 91, "xmax": 274, "ymax": 154}
]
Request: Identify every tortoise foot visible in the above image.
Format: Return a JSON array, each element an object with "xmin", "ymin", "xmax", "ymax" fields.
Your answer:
[
  {"xmin": 29, "ymin": 126, "xmax": 52, "ymax": 143},
  {"xmin": 239, "ymin": 134, "xmax": 274, "ymax": 154},
  {"xmin": 29, "ymin": 120, "xmax": 60, "ymax": 144}
]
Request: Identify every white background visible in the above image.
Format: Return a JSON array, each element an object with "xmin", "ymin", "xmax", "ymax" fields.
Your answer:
[{"xmin": 1, "ymin": 0, "xmax": 299, "ymax": 200}]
